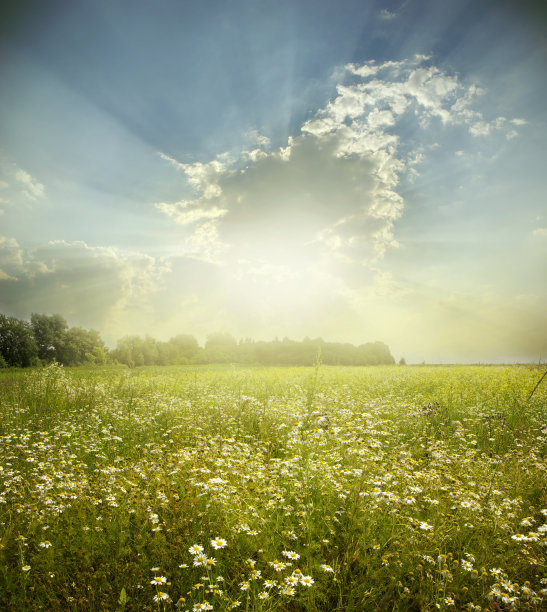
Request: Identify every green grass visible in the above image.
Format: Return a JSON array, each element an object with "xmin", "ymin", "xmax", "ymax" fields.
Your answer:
[{"xmin": 0, "ymin": 363, "xmax": 546, "ymax": 610}]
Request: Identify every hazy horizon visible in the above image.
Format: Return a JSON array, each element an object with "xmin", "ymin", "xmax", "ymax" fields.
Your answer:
[{"xmin": 1, "ymin": 0, "xmax": 546, "ymax": 364}]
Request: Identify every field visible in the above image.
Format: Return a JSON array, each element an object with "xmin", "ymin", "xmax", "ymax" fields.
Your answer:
[{"xmin": 0, "ymin": 364, "xmax": 545, "ymax": 611}]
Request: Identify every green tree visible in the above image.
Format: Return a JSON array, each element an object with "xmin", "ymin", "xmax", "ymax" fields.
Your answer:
[
  {"xmin": 0, "ymin": 314, "xmax": 38, "ymax": 367},
  {"xmin": 30, "ymin": 313, "xmax": 68, "ymax": 362},
  {"xmin": 61, "ymin": 327, "xmax": 107, "ymax": 365},
  {"xmin": 205, "ymin": 332, "xmax": 237, "ymax": 363}
]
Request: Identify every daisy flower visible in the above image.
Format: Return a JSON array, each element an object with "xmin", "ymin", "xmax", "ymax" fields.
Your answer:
[
  {"xmin": 193, "ymin": 553, "xmax": 209, "ymax": 567},
  {"xmin": 189, "ymin": 544, "xmax": 204, "ymax": 555},
  {"xmin": 211, "ymin": 537, "xmax": 227, "ymax": 549},
  {"xmin": 282, "ymin": 550, "xmax": 300, "ymax": 560}
]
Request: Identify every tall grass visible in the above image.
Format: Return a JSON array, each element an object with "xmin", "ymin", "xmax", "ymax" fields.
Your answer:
[{"xmin": 0, "ymin": 363, "xmax": 545, "ymax": 610}]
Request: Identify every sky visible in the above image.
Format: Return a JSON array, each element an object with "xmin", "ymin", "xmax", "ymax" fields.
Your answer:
[{"xmin": 0, "ymin": 0, "xmax": 546, "ymax": 363}]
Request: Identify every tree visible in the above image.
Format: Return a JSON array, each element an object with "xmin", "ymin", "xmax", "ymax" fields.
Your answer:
[
  {"xmin": 168, "ymin": 334, "xmax": 199, "ymax": 363},
  {"xmin": 399, "ymin": 357, "xmax": 407, "ymax": 366},
  {"xmin": 0, "ymin": 315, "xmax": 38, "ymax": 367},
  {"xmin": 30, "ymin": 313, "xmax": 68, "ymax": 362},
  {"xmin": 204, "ymin": 332, "xmax": 237, "ymax": 363},
  {"xmin": 61, "ymin": 327, "xmax": 107, "ymax": 365}
]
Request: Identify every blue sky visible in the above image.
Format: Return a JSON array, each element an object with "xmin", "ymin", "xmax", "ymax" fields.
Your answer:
[{"xmin": 1, "ymin": 0, "xmax": 546, "ymax": 362}]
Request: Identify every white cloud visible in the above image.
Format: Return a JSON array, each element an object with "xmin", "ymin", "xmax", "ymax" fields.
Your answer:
[
  {"xmin": 532, "ymin": 227, "xmax": 547, "ymax": 238},
  {"xmin": 14, "ymin": 168, "xmax": 45, "ymax": 200},
  {"xmin": 378, "ymin": 9, "xmax": 397, "ymax": 21},
  {"xmin": 0, "ymin": 156, "xmax": 46, "ymax": 208},
  {"xmin": 0, "ymin": 237, "xmax": 174, "ymax": 342},
  {"xmin": 155, "ymin": 201, "xmax": 227, "ymax": 225},
  {"xmin": 0, "ymin": 235, "xmax": 25, "ymax": 279},
  {"xmin": 156, "ymin": 56, "xmax": 526, "ymax": 277}
]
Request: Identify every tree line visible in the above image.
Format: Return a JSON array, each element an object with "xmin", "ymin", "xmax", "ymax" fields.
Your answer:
[{"xmin": 0, "ymin": 313, "xmax": 395, "ymax": 368}]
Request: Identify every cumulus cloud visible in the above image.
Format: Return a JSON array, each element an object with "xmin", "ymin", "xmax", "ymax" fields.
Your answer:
[
  {"xmin": 14, "ymin": 168, "xmax": 45, "ymax": 200},
  {"xmin": 0, "ymin": 237, "xmax": 174, "ymax": 343},
  {"xmin": 156, "ymin": 56, "xmax": 523, "ymax": 275},
  {"xmin": 531, "ymin": 227, "xmax": 547, "ymax": 238},
  {"xmin": 0, "ymin": 156, "xmax": 45, "ymax": 210}
]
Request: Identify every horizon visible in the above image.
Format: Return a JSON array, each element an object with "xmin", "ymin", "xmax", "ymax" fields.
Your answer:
[{"xmin": 1, "ymin": 0, "xmax": 546, "ymax": 364}]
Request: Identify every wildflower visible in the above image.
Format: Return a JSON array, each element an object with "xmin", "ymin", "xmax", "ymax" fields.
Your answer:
[
  {"xmin": 280, "ymin": 585, "xmax": 296, "ymax": 596},
  {"xmin": 239, "ymin": 580, "xmax": 249, "ymax": 591},
  {"xmin": 444, "ymin": 597, "xmax": 455, "ymax": 606},
  {"xmin": 39, "ymin": 540, "xmax": 52, "ymax": 548},
  {"xmin": 282, "ymin": 550, "xmax": 300, "ymax": 560},
  {"xmin": 22, "ymin": 565, "xmax": 31, "ymax": 572},
  {"xmin": 258, "ymin": 591, "xmax": 269, "ymax": 599},
  {"xmin": 151, "ymin": 576, "xmax": 167, "ymax": 586},
  {"xmin": 193, "ymin": 553, "xmax": 209, "ymax": 567},
  {"xmin": 189, "ymin": 544, "xmax": 204, "ymax": 555},
  {"xmin": 461, "ymin": 560, "xmax": 473, "ymax": 571},
  {"xmin": 321, "ymin": 563, "xmax": 334, "ymax": 573},
  {"xmin": 211, "ymin": 537, "xmax": 227, "ymax": 549},
  {"xmin": 270, "ymin": 560, "xmax": 286, "ymax": 572},
  {"xmin": 153, "ymin": 591, "xmax": 171, "ymax": 602},
  {"xmin": 300, "ymin": 575, "xmax": 314, "ymax": 586}
]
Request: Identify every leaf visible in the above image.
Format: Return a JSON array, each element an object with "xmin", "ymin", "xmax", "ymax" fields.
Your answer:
[{"xmin": 118, "ymin": 587, "xmax": 128, "ymax": 606}]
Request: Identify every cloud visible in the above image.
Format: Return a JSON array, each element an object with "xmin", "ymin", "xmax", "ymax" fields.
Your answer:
[
  {"xmin": 378, "ymin": 9, "xmax": 397, "ymax": 21},
  {"xmin": 0, "ymin": 155, "xmax": 46, "ymax": 209},
  {"xmin": 156, "ymin": 56, "xmax": 522, "ymax": 275},
  {"xmin": 14, "ymin": 168, "xmax": 45, "ymax": 200},
  {"xmin": 0, "ymin": 237, "xmax": 174, "ymax": 343},
  {"xmin": 532, "ymin": 227, "xmax": 547, "ymax": 238}
]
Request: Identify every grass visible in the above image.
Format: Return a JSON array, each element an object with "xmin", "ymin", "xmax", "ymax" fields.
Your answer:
[{"xmin": 0, "ymin": 363, "xmax": 546, "ymax": 610}]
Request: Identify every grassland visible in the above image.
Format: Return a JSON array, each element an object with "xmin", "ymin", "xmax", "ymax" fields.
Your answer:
[{"xmin": 0, "ymin": 363, "xmax": 545, "ymax": 611}]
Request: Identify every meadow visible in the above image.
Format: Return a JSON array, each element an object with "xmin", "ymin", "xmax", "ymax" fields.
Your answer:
[{"xmin": 0, "ymin": 363, "xmax": 545, "ymax": 611}]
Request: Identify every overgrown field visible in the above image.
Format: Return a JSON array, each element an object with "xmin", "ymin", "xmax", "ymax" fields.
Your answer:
[{"xmin": 0, "ymin": 364, "xmax": 545, "ymax": 611}]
